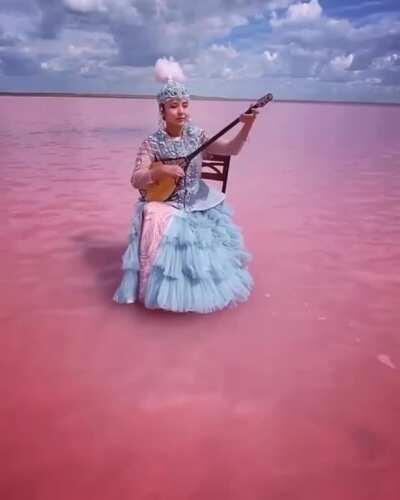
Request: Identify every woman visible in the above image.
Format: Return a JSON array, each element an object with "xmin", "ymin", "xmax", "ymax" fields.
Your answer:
[{"xmin": 113, "ymin": 58, "xmax": 258, "ymax": 313}]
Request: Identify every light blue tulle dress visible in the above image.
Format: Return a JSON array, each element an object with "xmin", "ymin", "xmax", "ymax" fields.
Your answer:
[{"xmin": 113, "ymin": 123, "xmax": 253, "ymax": 313}]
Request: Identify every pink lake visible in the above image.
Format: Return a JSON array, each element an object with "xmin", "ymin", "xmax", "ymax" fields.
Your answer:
[{"xmin": 1, "ymin": 96, "xmax": 400, "ymax": 499}]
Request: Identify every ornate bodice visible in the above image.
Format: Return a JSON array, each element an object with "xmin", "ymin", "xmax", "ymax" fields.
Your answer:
[{"xmin": 136, "ymin": 123, "xmax": 225, "ymax": 211}]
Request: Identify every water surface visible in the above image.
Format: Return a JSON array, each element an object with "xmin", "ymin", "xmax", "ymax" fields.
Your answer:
[{"xmin": 1, "ymin": 96, "xmax": 399, "ymax": 500}]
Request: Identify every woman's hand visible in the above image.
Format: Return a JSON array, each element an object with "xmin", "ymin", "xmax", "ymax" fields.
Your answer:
[
  {"xmin": 239, "ymin": 109, "xmax": 259, "ymax": 126},
  {"xmin": 150, "ymin": 161, "xmax": 184, "ymax": 182},
  {"xmin": 164, "ymin": 163, "xmax": 185, "ymax": 181}
]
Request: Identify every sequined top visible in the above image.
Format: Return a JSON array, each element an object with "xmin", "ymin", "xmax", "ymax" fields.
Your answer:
[{"xmin": 131, "ymin": 123, "xmax": 225, "ymax": 212}]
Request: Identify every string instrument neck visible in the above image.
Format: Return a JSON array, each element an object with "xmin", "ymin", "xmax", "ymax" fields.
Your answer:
[{"xmin": 186, "ymin": 103, "xmax": 256, "ymax": 163}]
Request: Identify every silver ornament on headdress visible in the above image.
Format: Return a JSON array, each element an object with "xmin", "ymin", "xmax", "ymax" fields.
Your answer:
[{"xmin": 157, "ymin": 80, "xmax": 190, "ymax": 104}]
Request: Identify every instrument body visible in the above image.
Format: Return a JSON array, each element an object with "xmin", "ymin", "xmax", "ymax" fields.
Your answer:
[
  {"xmin": 145, "ymin": 93, "xmax": 273, "ymax": 203},
  {"xmin": 146, "ymin": 156, "xmax": 188, "ymax": 203}
]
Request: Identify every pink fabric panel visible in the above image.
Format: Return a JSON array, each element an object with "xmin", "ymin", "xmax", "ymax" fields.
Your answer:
[{"xmin": 138, "ymin": 201, "xmax": 178, "ymax": 302}]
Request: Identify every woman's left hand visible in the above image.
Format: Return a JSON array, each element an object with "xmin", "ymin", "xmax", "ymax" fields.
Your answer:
[{"xmin": 239, "ymin": 109, "xmax": 259, "ymax": 125}]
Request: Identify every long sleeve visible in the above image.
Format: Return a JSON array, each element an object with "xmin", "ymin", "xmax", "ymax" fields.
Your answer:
[
  {"xmin": 130, "ymin": 139, "xmax": 156, "ymax": 190},
  {"xmin": 201, "ymin": 124, "xmax": 250, "ymax": 157}
]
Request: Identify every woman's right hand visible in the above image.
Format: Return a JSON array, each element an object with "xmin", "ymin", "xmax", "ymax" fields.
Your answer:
[
  {"xmin": 150, "ymin": 161, "xmax": 184, "ymax": 182},
  {"xmin": 164, "ymin": 163, "xmax": 185, "ymax": 181}
]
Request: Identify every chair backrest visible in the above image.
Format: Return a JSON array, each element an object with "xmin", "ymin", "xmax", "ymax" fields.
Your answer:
[{"xmin": 201, "ymin": 154, "xmax": 231, "ymax": 193}]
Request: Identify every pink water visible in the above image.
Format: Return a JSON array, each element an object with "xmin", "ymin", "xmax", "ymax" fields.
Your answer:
[{"xmin": 1, "ymin": 96, "xmax": 400, "ymax": 499}]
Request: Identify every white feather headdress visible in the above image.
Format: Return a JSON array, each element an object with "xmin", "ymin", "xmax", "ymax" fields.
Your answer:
[
  {"xmin": 154, "ymin": 56, "xmax": 186, "ymax": 83},
  {"xmin": 154, "ymin": 56, "xmax": 190, "ymax": 104}
]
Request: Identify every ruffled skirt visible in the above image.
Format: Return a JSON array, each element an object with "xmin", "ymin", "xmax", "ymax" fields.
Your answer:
[{"xmin": 113, "ymin": 200, "xmax": 253, "ymax": 313}]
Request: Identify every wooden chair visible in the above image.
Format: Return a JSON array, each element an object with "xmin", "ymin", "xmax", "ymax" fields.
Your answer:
[{"xmin": 201, "ymin": 154, "xmax": 231, "ymax": 193}]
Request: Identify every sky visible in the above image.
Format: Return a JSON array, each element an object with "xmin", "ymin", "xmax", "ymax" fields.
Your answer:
[{"xmin": 0, "ymin": 0, "xmax": 399, "ymax": 102}]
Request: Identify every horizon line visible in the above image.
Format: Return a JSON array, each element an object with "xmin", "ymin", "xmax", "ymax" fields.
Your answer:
[{"xmin": 0, "ymin": 90, "xmax": 399, "ymax": 107}]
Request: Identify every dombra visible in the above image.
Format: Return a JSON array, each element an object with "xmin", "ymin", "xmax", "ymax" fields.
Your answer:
[
  {"xmin": 145, "ymin": 156, "xmax": 187, "ymax": 203},
  {"xmin": 145, "ymin": 93, "xmax": 273, "ymax": 203}
]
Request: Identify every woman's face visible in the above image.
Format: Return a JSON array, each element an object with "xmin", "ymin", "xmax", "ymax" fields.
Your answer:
[{"xmin": 161, "ymin": 99, "xmax": 190, "ymax": 127}]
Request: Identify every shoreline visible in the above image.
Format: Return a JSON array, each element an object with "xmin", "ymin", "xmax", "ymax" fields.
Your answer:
[{"xmin": 0, "ymin": 91, "xmax": 399, "ymax": 107}]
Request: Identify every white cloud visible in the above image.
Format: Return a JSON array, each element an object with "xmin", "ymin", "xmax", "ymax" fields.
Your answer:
[
  {"xmin": 330, "ymin": 53, "xmax": 354, "ymax": 71},
  {"xmin": 271, "ymin": 0, "xmax": 322, "ymax": 27},
  {"xmin": 41, "ymin": 60, "xmax": 65, "ymax": 72},
  {"xmin": 365, "ymin": 77, "xmax": 382, "ymax": 84},
  {"xmin": 78, "ymin": 60, "xmax": 102, "ymax": 76},
  {"xmin": 66, "ymin": 41, "xmax": 116, "ymax": 59},
  {"xmin": 266, "ymin": 0, "xmax": 295, "ymax": 8},
  {"xmin": 287, "ymin": 0, "xmax": 322, "ymax": 22},
  {"xmin": 201, "ymin": 14, "xmax": 248, "ymax": 36},
  {"xmin": 37, "ymin": 29, "xmax": 118, "ymax": 78},
  {"xmin": 67, "ymin": 44, "xmax": 90, "ymax": 57},
  {"xmin": 384, "ymin": 53, "xmax": 400, "ymax": 65},
  {"xmin": 210, "ymin": 43, "xmax": 239, "ymax": 59},
  {"xmin": 371, "ymin": 52, "xmax": 400, "ymax": 72},
  {"xmin": 318, "ymin": 53, "xmax": 358, "ymax": 82},
  {"xmin": 192, "ymin": 43, "xmax": 251, "ymax": 81},
  {"xmin": 63, "ymin": 0, "xmax": 107, "ymax": 13},
  {"xmin": 264, "ymin": 50, "xmax": 278, "ymax": 62},
  {"xmin": 220, "ymin": 66, "xmax": 233, "ymax": 79},
  {"xmin": 63, "ymin": 0, "xmax": 141, "ymax": 22}
]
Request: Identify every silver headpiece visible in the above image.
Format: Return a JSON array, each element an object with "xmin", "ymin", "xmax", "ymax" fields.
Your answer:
[{"xmin": 157, "ymin": 80, "xmax": 190, "ymax": 104}]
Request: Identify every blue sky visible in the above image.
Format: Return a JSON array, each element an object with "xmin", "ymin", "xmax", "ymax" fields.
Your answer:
[{"xmin": 0, "ymin": 0, "xmax": 399, "ymax": 102}]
